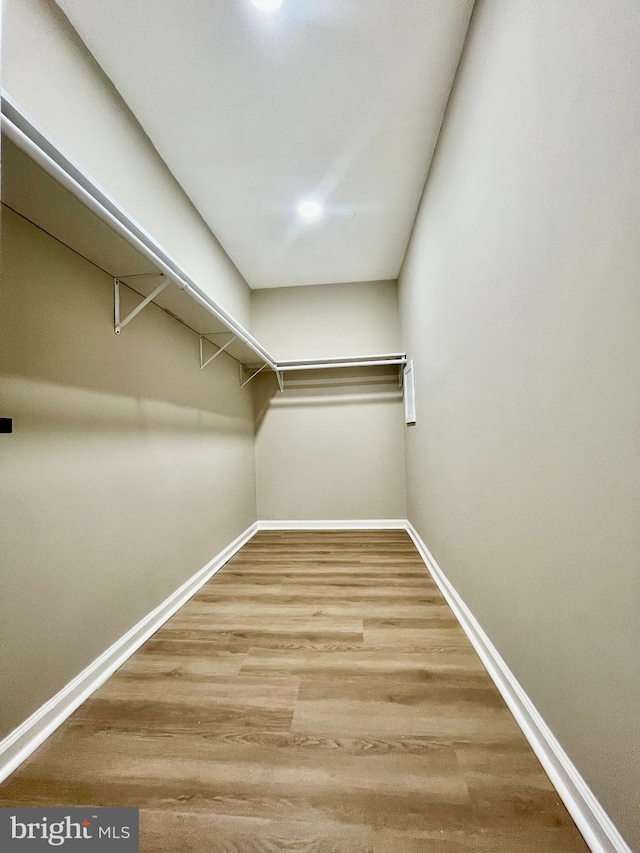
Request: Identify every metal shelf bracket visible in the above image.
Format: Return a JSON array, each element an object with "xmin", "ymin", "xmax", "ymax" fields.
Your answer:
[
  {"xmin": 114, "ymin": 276, "xmax": 172, "ymax": 334},
  {"xmin": 240, "ymin": 363, "xmax": 267, "ymax": 388},
  {"xmin": 199, "ymin": 334, "xmax": 237, "ymax": 370}
]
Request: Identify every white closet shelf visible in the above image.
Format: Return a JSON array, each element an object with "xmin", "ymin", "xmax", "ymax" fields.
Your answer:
[
  {"xmin": 1, "ymin": 91, "xmax": 405, "ymax": 387},
  {"xmin": 1, "ymin": 91, "xmax": 276, "ymax": 373}
]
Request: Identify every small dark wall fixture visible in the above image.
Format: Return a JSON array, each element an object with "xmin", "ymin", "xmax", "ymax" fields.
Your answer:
[{"xmin": 0, "ymin": 418, "xmax": 13, "ymax": 433}]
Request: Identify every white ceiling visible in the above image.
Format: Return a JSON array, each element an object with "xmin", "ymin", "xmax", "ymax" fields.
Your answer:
[{"xmin": 55, "ymin": 0, "xmax": 473, "ymax": 288}]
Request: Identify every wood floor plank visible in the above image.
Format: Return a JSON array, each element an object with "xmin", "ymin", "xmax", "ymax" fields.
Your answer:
[
  {"xmin": 363, "ymin": 618, "xmax": 467, "ymax": 652},
  {"xmin": 292, "ymin": 676, "xmax": 519, "ymax": 740},
  {"xmin": 0, "ymin": 530, "xmax": 590, "ymax": 852},
  {"xmin": 373, "ymin": 827, "xmax": 591, "ymax": 853},
  {"xmin": 66, "ymin": 673, "xmax": 301, "ymax": 735},
  {"xmin": 143, "ymin": 811, "xmax": 378, "ymax": 853},
  {"xmin": 241, "ymin": 645, "xmax": 484, "ymax": 682},
  {"xmin": 117, "ymin": 649, "xmax": 248, "ymax": 680}
]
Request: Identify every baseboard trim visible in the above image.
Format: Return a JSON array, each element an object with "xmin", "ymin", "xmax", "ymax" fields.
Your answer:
[
  {"xmin": 405, "ymin": 521, "xmax": 632, "ymax": 853},
  {"xmin": 256, "ymin": 519, "xmax": 407, "ymax": 530},
  {"xmin": 0, "ymin": 521, "xmax": 259, "ymax": 786}
]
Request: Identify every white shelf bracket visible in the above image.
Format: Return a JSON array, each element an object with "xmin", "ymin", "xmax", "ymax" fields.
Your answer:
[
  {"xmin": 199, "ymin": 334, "xmax": 236, "ymax": 370},
  {"xmin": 114, "ymin": 276, "xmax": 172, "ymax": 334},
  {"xmin": 276, "ymin": 370, "xmax": 284, "ymax": 393},
  {"xmin": 240, "ymin": 363, "xmax": 267, "ymax": 388}
]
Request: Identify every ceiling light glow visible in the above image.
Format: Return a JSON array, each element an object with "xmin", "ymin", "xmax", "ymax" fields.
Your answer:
[
  {"xmin": 297, "ymin": 200, "xmax": 323, "ymax": 222},
  {"xmin": 251, "ymin": 0, "xmax": 283, "ymax": 12}
]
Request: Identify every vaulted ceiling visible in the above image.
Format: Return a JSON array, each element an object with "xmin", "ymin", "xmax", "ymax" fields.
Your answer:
[{"xmin": 55, "ymin": 0, "xmax": 473, "ymax": 288}]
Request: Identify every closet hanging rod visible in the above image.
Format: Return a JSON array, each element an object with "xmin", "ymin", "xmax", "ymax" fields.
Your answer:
[
  {"xmin": 0, "ymin": 91, "xmax": 277, "ymax": 372},
  {"xmin": 277, "ymin": 355, "xmax": 407, "ymax": 372}
]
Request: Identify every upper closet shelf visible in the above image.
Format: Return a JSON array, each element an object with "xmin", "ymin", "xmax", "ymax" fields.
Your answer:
[
  {"xmin": 1, "ymin": 92, "xmax": 405, "ymax": 387},
  {"xmin": 1, "ymin": 91, "xmax": 276, "ymax": 372}
]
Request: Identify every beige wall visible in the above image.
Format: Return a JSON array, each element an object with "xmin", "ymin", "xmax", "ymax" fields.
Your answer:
[
  {"xmin": 251, "ymin": 280, "xmax": 401, "ymax": 361},
  {"xmin": 253, "ymin": 281, "xmax": 406, "ymax": 520},
  {"xmin": 254, "ymin": 371, "xmax": 407, "ymax": 521},
  {"xmin": 2, "ymin": 0, "xmax": 251, "ymax": 326},
  {"xmin": 399, "ymin": 1, "xmax": 640, "ymax": 848},
  {"xmin": 0, "ymin": 208, "xmax": 257, "ymax": 738}
]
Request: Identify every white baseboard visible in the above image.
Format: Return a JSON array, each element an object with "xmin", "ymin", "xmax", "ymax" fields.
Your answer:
[
  {"xmin": 405, "ymin": 521, "xmax": 632, "ymax": 853},
  {"xmin": 0, "ymin": 521, "xmax": 259, "ymax": 786},
  {"xmin": 256, "ymin": 519, "xmax": 407, "ymax": 530}
]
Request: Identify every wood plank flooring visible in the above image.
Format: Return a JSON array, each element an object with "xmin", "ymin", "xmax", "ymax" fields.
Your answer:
[{"xmin": 0, "ymin": 531, "xmax": 590, "ymax": 852}]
